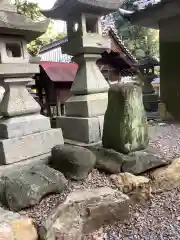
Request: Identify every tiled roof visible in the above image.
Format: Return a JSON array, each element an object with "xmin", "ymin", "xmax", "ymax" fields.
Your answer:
[{"xmin": 101, "ymin": 15, "xmax": 138, "ymax": 63}]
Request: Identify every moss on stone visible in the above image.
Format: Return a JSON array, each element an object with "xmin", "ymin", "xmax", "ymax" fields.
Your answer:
[{"xmin": 102, "ymin": 82, "xmax": 149, "ymax": 154}]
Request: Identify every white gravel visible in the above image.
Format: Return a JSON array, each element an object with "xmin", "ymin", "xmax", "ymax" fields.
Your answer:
[{"xmin": 20, "ymin": 122, "xmax": 180, "ymax": 239}]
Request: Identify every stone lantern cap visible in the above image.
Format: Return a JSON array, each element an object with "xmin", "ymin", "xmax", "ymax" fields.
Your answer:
[
  {"xmin": 0, "ymin": 0, "xmax": 50, "ymax": 42},
  {"xmin": 42, "ymin": 0, "xmax": 125, "ymax": 20}
]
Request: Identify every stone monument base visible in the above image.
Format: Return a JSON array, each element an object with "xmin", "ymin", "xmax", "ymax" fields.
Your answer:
[
  {"xmin": 0, "ymin": 114, "xmax": 64, "ymax": 165},
  {"xmin": 56, "ymin": 115, "xmax": 104, "ymax": 144},
  {"xmin": 0, "ymin": 129, "xmax": 64, "ymax": 165}
]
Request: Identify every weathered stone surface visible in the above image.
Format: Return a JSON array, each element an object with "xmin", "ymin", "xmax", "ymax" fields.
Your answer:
[
  {"xmin": 0, "ymin": 207, "xmax": 20, "ymax": 223},
  {"xmin": 102, "ymin": 82, "xmax": 149, "ymax": 154},
  {"xmin": 149, "ymin": 158, "xmax": 180, "ymax": 192},
  {"xmin": 0, "ymin": 165, "xmax": 67, "ymax": 211},
  {"xmin": 65, "ymin": 93, "xmax": 108, "ymax": 118},
  {"xmin": 0, "ymin": 218, "xmax": 37, "ymax": 240},
  {"xmin": 0, "ymin": 114, "xmax": 50, "ymax": 139},
  {"xmin": 122, "ymin": 150, "xmax": 171, "ymax": 174},
  {"xmin": 110, "ymin": 173, "xmax": 152, "ymax": 203},
  {"xmin": 0, "ymin": 78, "xmax": 40, "ymax": 117},
  {"xmin": 110, "ymin": 173, "xmax": 150, "ymax": 193},
  {"xmin": 0, "ymin": 128, "xmax": 64, "ymax": 165},
  {"xmin": 51, "ymin": 145, "xmax": 96, "ymax": 180},
  {"xmin": 0, "ymin": 207, "xmax": 37, "ymax": 240},
  {"xmin": 56, "ymin": 115, "xmax": 104, "ymax": 144},
  {"xmin": 39, "ymin": 188, "xmax": 129, "ymax": 240},
  {"xmin": 89, "ymin": 146, "xmax": 126, "ymax": 174}
]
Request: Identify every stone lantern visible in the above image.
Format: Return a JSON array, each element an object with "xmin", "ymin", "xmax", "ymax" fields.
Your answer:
[
  {"xmin": 42, "ymin": 0, "xmax": 124, "ymax": 144},
  {"xmin": 0, "ymin": 0, "xmax": 64, "ymax": 164}
]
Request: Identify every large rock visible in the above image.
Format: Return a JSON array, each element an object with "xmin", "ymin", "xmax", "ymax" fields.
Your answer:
[
  {"xmin": 122, "ymin": 149, "xmax": 171, "ymax": 174},
  {"xmin": 149, "ymin": 158, "xmax": 180, "ymax": 192},
  {"xmin": 0, "ymin": 165, "xmax": 67, "ymax": 211},
  {"xmin": 0, "ymin": 207, "xmax": 37, "ymax": 240},
  {"xmin": 102, "ymin": 82, "xmax": 149, "ymax": 154},
  {"xmin": 39, "ymin": 188, "xmax": 129, "ymax": 240},
  {"xmin": 88, "ymin": 146, "xmax": 127, "ymax": 174},
  {"xmin": 51, "ymin": 145, "xmax": 96, "ymax": 180}
]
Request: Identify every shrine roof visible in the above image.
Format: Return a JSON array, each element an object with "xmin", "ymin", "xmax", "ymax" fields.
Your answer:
[
  {"xmin": 40, "ymin": 61, "xmax": 78, "ymax": 82},
  {"xmin": 127, "ymin": 0, "xmax": 180, "ymax": 29}
]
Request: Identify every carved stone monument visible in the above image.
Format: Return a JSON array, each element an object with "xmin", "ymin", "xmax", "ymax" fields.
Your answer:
[
  {"xmin": 0, "ymin": 0, "xmax": 64, "ymax": 164},
  {"xmin": 42, "ymin": 0, "xmax": 124, "ymax": 144}
]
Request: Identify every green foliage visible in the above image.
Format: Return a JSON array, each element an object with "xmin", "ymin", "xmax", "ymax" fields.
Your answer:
[
  {"xmin": 114, "ymin": 0, "xmax": 159, "ymax": 58},
  {"xmin": 14, "ymin": 0, "xmax": 42, "ymax": 20},
  {"xmin": 12, "ymin": 0, "xmax": 66, "ymax": 56}
]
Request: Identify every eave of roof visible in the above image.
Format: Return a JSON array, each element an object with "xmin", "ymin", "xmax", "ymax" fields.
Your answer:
[
  {"xmin": 108, "ymin": 27, "xmax": 138, "ymax": 64},
  {"xmin": 129, "ymin": 0, "xmax": 180, "ymax": 29},
  {"xmin": 40, "ymin": 36, "xmax": 68, "ymax": 53}
]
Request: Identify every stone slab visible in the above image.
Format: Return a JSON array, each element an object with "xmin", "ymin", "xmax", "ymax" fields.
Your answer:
[
  {"xmin": 0, "ymin": 153, "xmax": 50, "ymax": 177},
  {"xmin": 0, "ymin": 114, "xmax": 51, "ymax": 138},
  {"xmin": 0, "ymin": 63, "xmax": 39, "ymax": 78},
  {"xmin": 56, "ymin": 115, "xmax": 104, "ymax": 144},
  {"xmin": 122, "ymin": 149, "xmax": 171, "ymax": 175},
  {"xmin": 65, "ymin": 93, "xmax": 108, "ymax": 117},
  {"xmin": 0, "ymin": 128, "xmax": 64, "ymax": 165},
  {"xmin": 65, "ymin": 139, "xmax": 102, "ymax": 148}
]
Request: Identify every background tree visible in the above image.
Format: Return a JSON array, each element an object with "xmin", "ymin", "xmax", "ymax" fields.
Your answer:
[
  {"xmin": 11, "ymin": 0, "xmax": 66, "ymax": 56},
  {"xmin": 114, "ymin": 0, "xmax": 159, "ymax": 58}
]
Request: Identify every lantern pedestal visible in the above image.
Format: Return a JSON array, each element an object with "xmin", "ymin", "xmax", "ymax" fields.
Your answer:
[
  {"xmin": 0, "ymin": 74, "xmax": 64, "ymax": 165},
  {"xmin": 56, "ymin": 49, "xmax": 109, "ymax": 144},
  {"xmin": 0, "ymin": 1, "xmax": 64, "ymax": 165}
]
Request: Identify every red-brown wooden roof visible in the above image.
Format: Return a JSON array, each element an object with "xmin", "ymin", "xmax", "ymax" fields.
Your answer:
[{"xmin": 40, "ymin": 61, "xmax": 78, "ymax": 82}]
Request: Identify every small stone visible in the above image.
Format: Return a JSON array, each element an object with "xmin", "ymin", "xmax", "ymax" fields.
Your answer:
[
  {"xmin": 122, "ymin": 149, "xmax": 171, "ymax": 174},
  {"xmin": 39, "ymin": 188, "xmax": 129, "ymax": 239},
  {"xmin": 102, "ymin": 82, "xmax": 149, "ymax": 154},
  {"xmin": 0, "ymin": 165, "xmax": 67, "ymax": 211},
  {"xmin": 110, "ymin": 173, "xmax": 150, "ymax": 193},
  {"xmin": 51, "ymin": 145, "xmax": 96, "ymax": 180}
]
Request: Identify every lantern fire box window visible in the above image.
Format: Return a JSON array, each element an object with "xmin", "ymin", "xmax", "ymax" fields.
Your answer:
[
  {"xmin": 86, "ymin": 15, "xmax": 98, "ymax": 33},
  {"xmin": 6, "ymin": 42, "xmax": 22, "ymax": 58},
  {"xmin": 0, "ymin": 38, "xmax": 30, "ymax": 63}
]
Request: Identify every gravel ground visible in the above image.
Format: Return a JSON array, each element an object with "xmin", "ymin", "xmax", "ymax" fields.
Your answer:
[
  {"xmin": 102, "ymin": 187, "xmax": 180, "ymax": 240},
  {"xmin": 148, "ymin": 122, "xmax": 180, "ymax": 159},
  {"xmin": 20, "ymin": 122, "xmax": 180, "ymax": 239}
]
